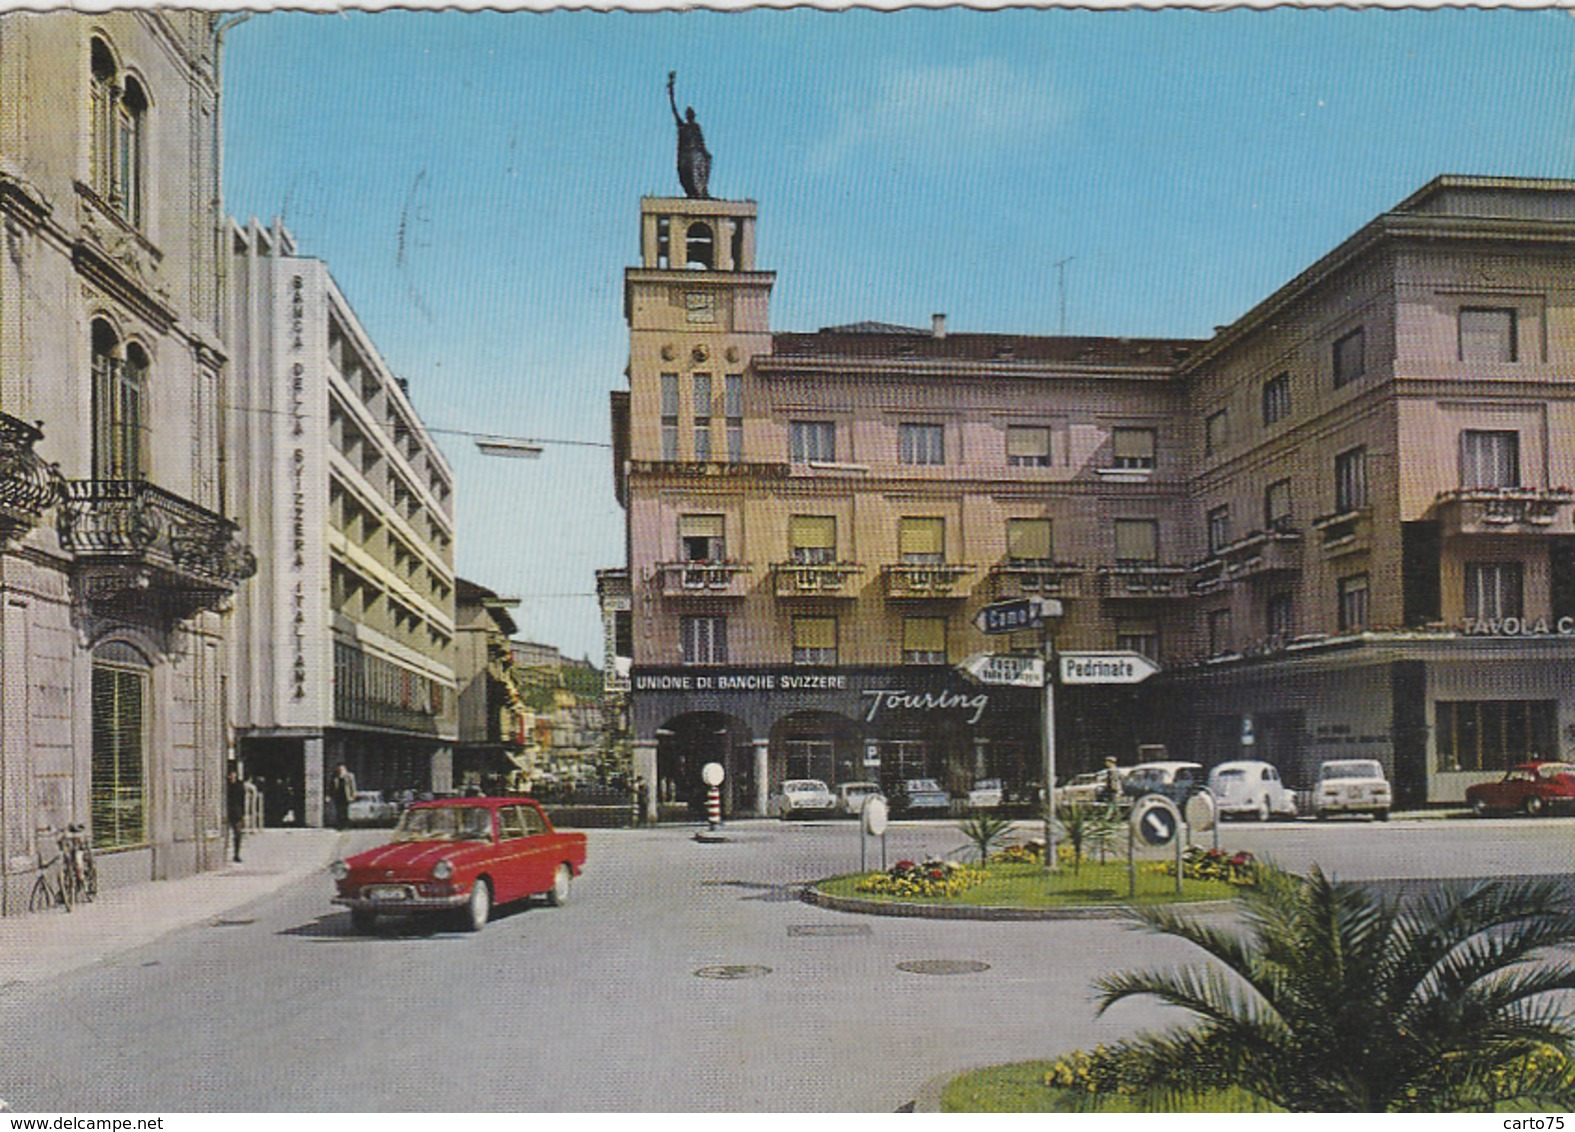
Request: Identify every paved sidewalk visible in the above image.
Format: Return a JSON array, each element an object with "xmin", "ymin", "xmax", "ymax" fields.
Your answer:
[{"xmin": 0, "ymin": 827, "xmax": 342, "ymax": 988}]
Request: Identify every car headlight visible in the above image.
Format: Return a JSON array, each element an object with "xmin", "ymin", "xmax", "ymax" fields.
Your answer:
[
  {"xmin": 330, "ymin": 860, "xmax": 349, "ymax": 880},
  {"xmin": 432, "ymin": 859, "xmax": 453, "ymax": 880}
]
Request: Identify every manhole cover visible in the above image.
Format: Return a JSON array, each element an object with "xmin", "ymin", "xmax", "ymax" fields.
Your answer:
[
  {"xmin": 694, "ymin": 964, "xmax": 772, "ymax": 980},
  {"xmin": 789, "ymin": 923, "xmax": 872, "ymax": 937},
  {"xmin": 897, "ymin": 959, "xmax": 991, "ymax": 976}
]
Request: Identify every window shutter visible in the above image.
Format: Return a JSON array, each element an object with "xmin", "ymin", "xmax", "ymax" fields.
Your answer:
[
  {"xmin": 1006, "ymin": 519, "xmax": 1052, "ymax": 561},
  {"xmin": 904, "ymin": 617, "xmax": 946, "ymax": 653},
  {"xmin": 899, "ymin": 518, "xmax": 944, "ymax": 557},
  {"xmin": 789, "ymin": 515, "xmax": 836, "ymax": 552},
  {"xmin": 678, "ymin": 514, "xmax": 725, "ymax": 539},
  {"xmin": 793, "ymin": 617, "xmax": 836, "ymax": 649},
  {"xmin": 1113, "ymin": 428, "xmax": 1155, "ymax": 462},
  {"xmin": 1006, "ymin": 426, "xmax": 1050, "ymax": 459},
  {"xmin": 1115, "ymin": 519, "xmax": 1158, "ymax": 563}
]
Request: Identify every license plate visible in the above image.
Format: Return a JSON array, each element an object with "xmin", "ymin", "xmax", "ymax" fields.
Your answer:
[{"xmin": 366, "ymin": 885, "xmax": 410, "ymax": 901}]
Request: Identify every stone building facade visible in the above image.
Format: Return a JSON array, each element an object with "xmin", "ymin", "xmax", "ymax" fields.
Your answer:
[
  {"xmin": 0, "ymin": 11, "xmax": 255, "ymax": 910},
  {"xmin": 226, "ymin": 219, "xmax": 456, "ymax": 824},
  {"xmin": 612, "ymin": 177, "xmax": 1575, "ymax": 816}
]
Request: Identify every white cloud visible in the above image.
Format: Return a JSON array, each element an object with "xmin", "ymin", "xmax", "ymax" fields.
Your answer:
[{"xmin": 810, "ymin": 59, "xmax": 1072, "ymax": 172}]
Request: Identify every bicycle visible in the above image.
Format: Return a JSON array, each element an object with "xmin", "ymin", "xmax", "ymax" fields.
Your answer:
[
  {"xmin": 60, "ymin": 823, "xmax": 96, "ymax": 905},
  {"xmin": 27, "ymin": 827, "xmax": 73, "ymax": 913}
]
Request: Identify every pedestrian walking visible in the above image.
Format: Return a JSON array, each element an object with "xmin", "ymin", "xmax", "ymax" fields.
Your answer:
[
  {"xmin": 331, "ymin": 763, "xmax": 357, "ymax": 830},
  {"xmin": 226, "ymin": 765, "xmax": 247, "ymax": 863}
]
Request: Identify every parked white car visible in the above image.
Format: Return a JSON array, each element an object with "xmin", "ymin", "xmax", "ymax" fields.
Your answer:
[
  {"xmin": 835, "ymin": 781, "xmax": 882, "ymax": 816},
  {"xmin": 1208, "ymin": 760, "xmax": 1298, "ymax": 821},
  {"xmin": 1124, "ymin": 761, "xmax": 1206, "ymax": 806},
  {"xmin": 1314, "ymin": 759, "xmax": 1391, "ymax": 821},
  {"xmin": 772, "ymin": 779, "xmax": 836, "ymax": 820},
  {"xmin": 347, "ymin": 790, "xmax": 397, "ymax": 825},
  {"xmin": 967, "ymin": 779, "xmax": 1005, "ymax": 809}
]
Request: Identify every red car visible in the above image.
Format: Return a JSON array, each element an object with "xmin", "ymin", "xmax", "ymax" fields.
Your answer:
[
  {"xmin": 1464, "ymin": 762, "xmax": 1575, "ymax": 818},
  {"xmin": 331, "ymin": 797, "xmax": 587, "ymax": 932}
]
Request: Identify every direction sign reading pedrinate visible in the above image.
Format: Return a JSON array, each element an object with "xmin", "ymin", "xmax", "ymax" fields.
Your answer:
[
  {"xmin": 1058, "ymin": 651, "xmax": 1161, "ymax": 685},
  {"xmin": 959, "ymin": 653, "xmax": 1046, "ymax": 687},
  {"xmin": 973, "ymin": 597, "xmax": 1063, "ymax": 635}
]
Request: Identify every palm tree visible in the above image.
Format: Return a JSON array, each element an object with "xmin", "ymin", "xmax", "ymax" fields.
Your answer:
[
  {"xmin": 957, "ymin": 812, "xmax": 1015, "ymax": 862},
  {"xmin": 1092, "ymin": 865, "xmax": 1575, "ymax": 1111},
  {"xmin": 1053, "ymin": 801, "xmax": 1120, "ymax": 873}
]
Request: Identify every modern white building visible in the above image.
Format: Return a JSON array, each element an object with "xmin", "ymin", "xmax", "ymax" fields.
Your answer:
[{"xmin": 227, "ymin": 220, "xmax": 457, "ymax": 824}]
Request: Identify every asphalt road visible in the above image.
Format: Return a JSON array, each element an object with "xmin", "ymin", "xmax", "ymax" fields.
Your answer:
[{"xmin": 3, "ymin": 813, "xmax": 1572, "ymax": 1112}]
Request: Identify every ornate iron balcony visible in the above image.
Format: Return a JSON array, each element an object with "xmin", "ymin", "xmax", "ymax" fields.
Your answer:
[
  {"xmin": 0, "ymin": 413, "xmax": 59, "ymax": 540},
  {"xmin": 653, "ymin": 560, "xmax": 750, "ymax": 599},
  {"xmin": 58, "ymin": 480, "xmax": 256, "ymax": 617},
  {"xmin": 1094, "ymin": 564, "xmax": 1191, "ymax": 600},
  {"xmin": 986, "ymin": 561, "xmax": 1084, "ymax": 599},
  {"xmin": 882, "ymin": 562, "xmax": 972, "ymax": 599},
  {"xmin": 772, "ymin": 561, "xmax": 862, "ymax": 598}
]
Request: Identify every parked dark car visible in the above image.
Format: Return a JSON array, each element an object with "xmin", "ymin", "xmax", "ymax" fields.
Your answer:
[{"xmin": 1465, "ymin": 761, "xmax": 1575, "ymax": 817}]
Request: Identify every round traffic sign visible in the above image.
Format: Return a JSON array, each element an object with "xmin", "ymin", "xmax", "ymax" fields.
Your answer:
[
  {"xmin": 701, "ymin": 762, "xmax": 725, "ymax": 787},
  {"xmin": 862, "ymin": 796, "xmax": 889, "ymax": 837},
  {"xmin": 1185, "ymin": 790, "xmax": 1216, "ymax": 833},
  {"xmin": 1131, "ymin": 795, "xmax": 1181, "ymax": 847}
]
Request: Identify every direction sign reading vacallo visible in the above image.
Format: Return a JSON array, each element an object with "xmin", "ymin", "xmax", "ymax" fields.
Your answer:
[
  {"xmin": 1058, "ymin": 651, "xmax": 1161, "ymax": 685},
  {"xmin": 959, "ymin": 653, "xmax": 1046, "ymax": 687}
]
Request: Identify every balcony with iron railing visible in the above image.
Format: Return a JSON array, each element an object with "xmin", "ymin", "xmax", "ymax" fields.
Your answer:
[
  {"xmin": 882, "ymin": 562, "xmax": 973, "ymax": 599},
  {"xmin": 772, "ymin": 561, "xmax": 863, "ymax": 599},
  {"xmin": 0, "ymin": 413, "xmax": 58, "ymax": 541},
  {"xmin": 1094, "ymin": 564, "xmax": 1191, "ymax": 600},
  {"xmin": 1433, "ymin": 486, "xmax": 1575, "ymax": 537},
  {"xmin": 986, "ymin": 560, "xmax": 1085, "ymax": 600},
  {"xmin": 653, "ymin": 560, "xmax": 751, "ymax": 599},
  {"xmin": 1310, "ymin": 508, "xmax": 1372, "ymax": 558},
  {"xmin": 57, "ymin": 479, "xmax": 257, "ymax": 619},
  {"xmin": 1191, "ymin": 528, "xmax": 1304, "ymax": 592}
]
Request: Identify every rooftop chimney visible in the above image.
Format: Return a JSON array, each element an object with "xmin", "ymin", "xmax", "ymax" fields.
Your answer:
[{"xmin": 932, "ymin": 313, "xmax": 947, "ymax": 339}]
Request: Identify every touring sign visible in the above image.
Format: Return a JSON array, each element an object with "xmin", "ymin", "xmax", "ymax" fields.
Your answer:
[{"xmin": 1058, "ymin": 651, "xmax": 1161, "ymax": 685}]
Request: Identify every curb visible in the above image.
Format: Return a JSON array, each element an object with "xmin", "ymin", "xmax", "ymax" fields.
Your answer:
[{"xmin": 802, "ymin": 883, "xmax": 1236, "ymax": 921}]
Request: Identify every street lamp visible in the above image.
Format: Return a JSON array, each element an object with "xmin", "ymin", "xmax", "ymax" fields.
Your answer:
[{"xmin": 475, "ymin": 437, "xmax": 543, "ymax": 459}]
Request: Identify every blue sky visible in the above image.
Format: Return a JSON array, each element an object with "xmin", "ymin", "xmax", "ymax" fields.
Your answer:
[{"xmin": 224, "ymin": 7, "xmax": 1575, "ymax": 664}]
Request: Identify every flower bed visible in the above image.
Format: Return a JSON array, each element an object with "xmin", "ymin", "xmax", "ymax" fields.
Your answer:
[{"xmin": 855, "ymin": 857, "xmax": 985, "ymax": 899}]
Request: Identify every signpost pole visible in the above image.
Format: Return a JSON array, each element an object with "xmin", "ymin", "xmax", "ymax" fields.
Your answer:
[{"xmin": 1042, "ymin": 636, "xmax": 1057, "ymax": 873}]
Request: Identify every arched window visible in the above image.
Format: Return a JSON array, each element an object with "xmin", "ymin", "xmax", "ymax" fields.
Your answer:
[
  {"xmin": 91, "ymin": 641, "xmax": 150, "ymax": 851},
  {"xmin": 91, "ymin": 320, "xmax": 148, "ymax": 480},
  {"xmin": 685, "ymin": 222, "xmax": 714, "ymax": 270},
  {"xmin": 88, "ymin": 37, "xmax": 147, "ymax": 227}
]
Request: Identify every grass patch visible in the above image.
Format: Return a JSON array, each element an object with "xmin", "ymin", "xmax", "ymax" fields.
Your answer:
[
  {"xmin": 940, "ymin": 1062, "xmax": 1278, "ymax": 1113},
  {"xmin": 818, "ymin": 859, "xmax": 1239, "ymax": 908}
]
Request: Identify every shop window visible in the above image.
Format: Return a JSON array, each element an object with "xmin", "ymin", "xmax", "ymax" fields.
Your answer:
[
  {"xmin": 788, "ymin": 515, "xmax": 836, "ymax": 565},
  {"xmin": 902, "ymin": 617, "xmax": 946, "ymax": 665},
  {"xmin": 1333, "ymin": 327, "xmax": 1366, "ymax": 388},
  {"xmin": 1436, "ymin": 700, "xmax": 1556, "ymax": 772},
  {"xmin": 898, "ymin": 517, "xmax": 945, "ymax": 566},
  {"xmin": 899, "ymin": 422, "xmax": 945, "ymax": 466},
  {"xmin": 785, "ymin": 739, "xmax": 835, "ymax": 782},
  {"xmin": 1006, "ymin": 519, "xmax": 1052, "ymax": 566},
  {"xmin": 1464, "ymin": 561, "xmax": 1524, "ymax": 623},
  {"xmin": 91, "ymin": 650, "xmax": 148, "ymax": 850},
  {"xmin": 1264, "ymin": 479, "xmax": 1293, "ymax": 532},
  {"xmin": 680, "ymin": 615, "xmax": 727, "ymax": 665},
  {"xmin": 1207, "ymin": 505, "xmax": 1231, "ymax": 554},
  {"xmin": 1114, "ymin": 518, "xmax": 1158, "ymax": 566},
  {"xmin": 1112, "ymin": 427, "xmax": 1156, "ymax": 470},
  {"xmin": 1335, "ymin": 447, "xmax": 1368, "ymax": 514},
  {"xmin": 792, "ymin": 617, "xmax": 837, "ymax": 666},
  {"xmin": 789, "ymin": 420, "xmax": 835, "ymax": 463},
  {"xmin": 678, "ymin": 514, "xmax": 726, "ymax": 563},
  {"xmin": 1459, "ymin": 430, "xmax": 1520, "ymax": 490},
  {"xmin": 1459, "ymin": 307, "xmax": 1518, "ymax": 364},
  {"xmin": 1338, "ymin": 573, "xmax": 1369, "ymax": 632},
  {"xmin": 1262, "ymin": 372, "xmax": 1291, "ymax": 426},
  {"xmin": 1006, "ymin": 425, "xmax": 1051, "ymax": 467}
]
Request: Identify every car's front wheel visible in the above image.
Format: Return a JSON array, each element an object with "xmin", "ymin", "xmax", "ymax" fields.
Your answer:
[
  {"xmin": 462, "ymin": 878, "xmax": 492, "ymax": 932},
  {"xmin": 548, "ymin": 863, "xmax": 572, "ymax": 907},
  {"xmin": 1471, "ymin": 796, "xmax": 1489, "ymax": 817},
  {"xmin": 1524, "ymin": 795, "xmax": 1546, "ymax": 818}
]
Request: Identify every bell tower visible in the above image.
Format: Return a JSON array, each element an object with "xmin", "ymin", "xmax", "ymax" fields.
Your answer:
[{"xmin": 623, "ymin": 196, "xmax": 775, "ymax": 464}]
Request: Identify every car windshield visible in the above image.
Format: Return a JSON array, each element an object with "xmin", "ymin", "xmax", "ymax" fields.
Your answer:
[
  {"xmin": 1535, "ymin": 763, "xmax": 1575, "ymax": 776},
  {"xmin": 1321, "ymin": 761, "xmax": 1383, "ymax": 781},
  {"xmin": 392, "ymin": 806, "xmax": 493, "ymax": 842}
]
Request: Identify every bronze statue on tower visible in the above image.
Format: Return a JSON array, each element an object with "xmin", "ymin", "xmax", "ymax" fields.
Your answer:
[{"xmin": 668, "ymin": 71, "xmax": 711, "ymax": 199}]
